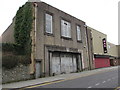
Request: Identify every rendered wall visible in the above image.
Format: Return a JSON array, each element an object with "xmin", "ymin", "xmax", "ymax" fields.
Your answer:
[
  {"xmin": 87, "ymin": 27, "xmax": 108, "ymax": 55},
  {"xmin": 108, "ymin": 42, "xmax": 118, "ymax": 57}
]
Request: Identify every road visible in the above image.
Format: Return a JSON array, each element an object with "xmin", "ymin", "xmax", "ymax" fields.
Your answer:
[{"xmin": 24, "ymin": 68, "xmax": 119, "ymax": 89}]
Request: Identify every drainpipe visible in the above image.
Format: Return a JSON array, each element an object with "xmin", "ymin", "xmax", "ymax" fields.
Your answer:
[
  {"xmin": 84, "ymin": 24, "xmax": 91, "ymax": 70},
  {"xmin": 34, "ymin": 2, "xmax": 37, "ymax": 78},
  {"xmin": 30, "ymin": 2, "xmax": 37, "ymax": 78},
  {"xmin": 34, "ymin": 2, "xmax": 37, "ymax": 58},
  {"xmin": 33, "ymin": 2, "xmax": 37, "ymax": 78}
]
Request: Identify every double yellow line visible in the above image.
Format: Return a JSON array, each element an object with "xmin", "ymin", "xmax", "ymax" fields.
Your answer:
[
  {"xmin": 20, "ymin": 69, "xmax": 117, "ymax": 89},
  {"xmin": 21, "ymin": 79, "xmax": 65, "ymax": 89},
  {"xmin": 115, "ymin": 87, "xmax": 120, "ymax": 90}
]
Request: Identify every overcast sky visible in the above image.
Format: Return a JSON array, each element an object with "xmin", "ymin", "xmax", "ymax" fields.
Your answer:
[{"xmin": 0, "ymin": 0, "xmax": 119, "ymax": 45}]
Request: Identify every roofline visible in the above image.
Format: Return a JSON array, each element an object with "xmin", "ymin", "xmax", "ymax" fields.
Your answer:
[
  {"xmin": 38, "ymin": 2, "xmax": 86, "ymax": 24},
  {"xmin": 2, "ymin": 1, "xmax": 86, "ymax": 37},
  {"xmin": 2, "ymin": 23, "xmax": 13, "ymax": 36},
  {"xmin": 87, "ymin": 26, "xmax": 107, "ymax": 36},
  {"xmin": 1, "ymin": 16, "xmax": 15, "ymax": 36}
]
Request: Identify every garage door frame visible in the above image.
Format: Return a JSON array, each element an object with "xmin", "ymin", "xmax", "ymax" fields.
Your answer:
[{"xmin": 50, "ymin": 52, "xmax": 83, "ymax": 76}]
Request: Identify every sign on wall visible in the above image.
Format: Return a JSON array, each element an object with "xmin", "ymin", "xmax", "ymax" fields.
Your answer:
[{"xmin": 102, "ymin": 38, "xmax": 107, "ymax": 53}]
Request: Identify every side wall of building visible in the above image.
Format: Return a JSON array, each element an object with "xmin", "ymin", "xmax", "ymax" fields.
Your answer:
[{"xmin": 2, "ymin": 18, "xmax": 15, "ymax": 43}]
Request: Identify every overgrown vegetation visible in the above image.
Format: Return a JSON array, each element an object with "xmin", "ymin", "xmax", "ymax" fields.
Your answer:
[
  {"xmin": 2, "ymin": 2, "xmax": 33, "ymax": 69},
  {"xmin": 2, "ymin": 43, "xmax": 14, "ymax": 52},
  {"xmin": 14, "ymin": 2, "xmax": 33, "ymax": 55},
  {"xmin": 19, "ymin": 55, "xmax": 31, "ymax": 66},
  {"xmin": 2, "ymin": 43, "xmax": 31, "ymax": 69},
  {"xmin": 2, "ymin": 55, "xmax": 18, "ymax": 69}
]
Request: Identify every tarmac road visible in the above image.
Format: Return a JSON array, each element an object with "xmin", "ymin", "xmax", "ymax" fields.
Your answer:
[{"xmin": 25, "ymin": 68, "xmax": 119, "ymax": 89}]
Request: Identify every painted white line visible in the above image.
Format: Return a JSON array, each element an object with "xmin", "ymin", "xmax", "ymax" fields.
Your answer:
[
  {"xmin": 115, "ymin": 77, "xmax": 118, "ymax": 78},
  {"xmin": 102, "ymin": 81, "xmax": 106, "ymax": 83},
  {"xmin": 112, "ymin": 77, "xmax": 115, "ymax": 79},
  {"xmin": 88, "ymin": 86, "xmax": 92, "ymax": 88},
  {"xmin": 112, "ymin": 77, "xmax": 116, "ymax": 79},
  {"xmin": 107, "ymin": 79, "xmax": 111, "ymax": 81},
  {"xmin": 95, "ymin": 83, "xmax": 100, "ymax": 86}
]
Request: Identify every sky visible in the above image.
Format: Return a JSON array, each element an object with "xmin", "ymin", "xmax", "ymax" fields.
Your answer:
[{"xmin": 0, "ymin": 0, "xmax": 119, "ymax": 45}]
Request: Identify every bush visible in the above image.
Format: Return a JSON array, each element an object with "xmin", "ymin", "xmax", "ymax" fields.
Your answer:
[
  {"xmin": 13, "ymin": 43, "xmax": 25, "ymax": 55},
  {"xmin": 2, "ymin": 43, "xmax": 31, "ymax": 68},
  {"xmin": 19, "ymin": 55, "xmax": 31, "ymax": 66},
  {"xmin": 2, "ymin": 55, "xmax": 19, "ymax": 69},
  {"xmin": 2, "ymin": 43, "xmax": 14, "ymax": 52},
  {"xmin": 14, "ymin": 2, "xmax": 33, "ymax": 55},
  {"xmin": 2, "ymin": 43, "xmax": 26, "ymax": 55}
]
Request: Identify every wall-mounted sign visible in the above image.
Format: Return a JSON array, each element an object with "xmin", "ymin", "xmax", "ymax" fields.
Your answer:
[{"xmin": 102, "ymin": 38, "xmax": 107, "ymax": 53}]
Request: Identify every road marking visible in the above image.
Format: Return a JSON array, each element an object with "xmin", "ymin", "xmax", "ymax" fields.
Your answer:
[
  {"xmin": 112, "ymin": 77, "xmax": 115, "ymax": 79},
  {"xmin": 25, "ymin": 79, "xmax": 65, "ymax": 88},
  {"xmin": 22, "ymin": 68, "xmax": 117, "ymax": 89},
  {"xmin": 102, "ymin": 81, "xmax": 106, "ymax": 83},
  {"xmin": 115, "ymin": 77, "xmax": 118, "ymax": 79},
  {"xmin": 115, "ymin": 86, "xmax": 120, "ymax": 90},
  {"xmin": 88, "ymin": 86, "xmax": 92, "ymax": 88},
  {"xmin": 95, "ymin": 83, "xmax": 100, "ymax": 86},
  {"xmin": 107, "ymin": 79, "xmax": 111, "ymax": 81}
]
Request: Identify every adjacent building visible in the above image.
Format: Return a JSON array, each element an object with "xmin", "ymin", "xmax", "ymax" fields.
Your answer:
[
  {"xmin": 87, "ymin": 27, "xmax": 110, "ymax": 68},
  {"xmin": 117, "ymin": 45, "xmax": 120, "ymax": 65},
  {"xmin": 108, "ymin": 42, "xmax": 119, "ymax": 66}
]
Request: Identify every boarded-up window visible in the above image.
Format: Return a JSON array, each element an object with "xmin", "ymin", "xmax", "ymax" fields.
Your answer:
[
  {"xmin": 77, "ymin": 25, "xmax": 82, "ymax": 41},
  {"xmin": 61, "ymin": 19, "xmax": 71, "ymax": 38},
  {"xmin": 45, "ymin": 13, "xmax": 53, "ymax": 34}
]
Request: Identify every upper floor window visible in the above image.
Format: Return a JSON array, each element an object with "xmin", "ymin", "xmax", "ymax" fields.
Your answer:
[
  {"xmin": 77, "ymin": 25, "xmax": 82, "ymax": 41},
  {"xmin": 61, "ymin": 19, "xmax": 71, "ymax": 38},
  {"xmin": 45, "ymin": 13, "xmax": 53, "ymax": 34}
]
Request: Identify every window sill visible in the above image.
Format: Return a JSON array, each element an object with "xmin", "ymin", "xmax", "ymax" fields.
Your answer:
[
  {"xmin": 77, "ymin": 40, "xmax": 82, "ymax": 43},
  {"xmin": 61, "ymin": 36, "xmax": 72, "ymax": 40},
  {"xmin": 44, "ymin": 32, "xmax": 54, "ymax": 37}
]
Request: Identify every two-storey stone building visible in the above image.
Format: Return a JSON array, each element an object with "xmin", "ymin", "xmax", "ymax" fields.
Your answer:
[
  {"xmin": 33, "ymin": 2, "xmax": 94, "ymax": 78},
  {"xmin": 2, "ymin": 2, "xmax": 94, "ymax": 78}
]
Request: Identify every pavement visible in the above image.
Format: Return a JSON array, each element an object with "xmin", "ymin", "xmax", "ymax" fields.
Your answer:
[{"xmin": 2, "ymin": 66, "xmax": 119, "ymax": 89}]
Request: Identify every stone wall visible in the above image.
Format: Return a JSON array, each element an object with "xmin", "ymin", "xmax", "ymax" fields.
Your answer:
[{"xmin": 2, "ymin": 64, "xmax": 31, "ymax": 84}]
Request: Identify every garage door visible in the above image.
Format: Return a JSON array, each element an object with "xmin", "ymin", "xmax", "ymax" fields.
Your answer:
[
  {"xmin": 51, "ymin": 52, "xmax": 77, "ymax": 75},
  {"xmin": 51, "ymin": 53, "xmax": 61, "ymax": 75},
  {"xmin": 61, "ymin": 53, "xmax": 77, "ymax": 74},
  {"xmin": 94, "ymin": 58, "xmax": 110, "ymax": 68},
  {"xmin": 73, "ymin": 55, "xmax": 77, "ymax": 72}
]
